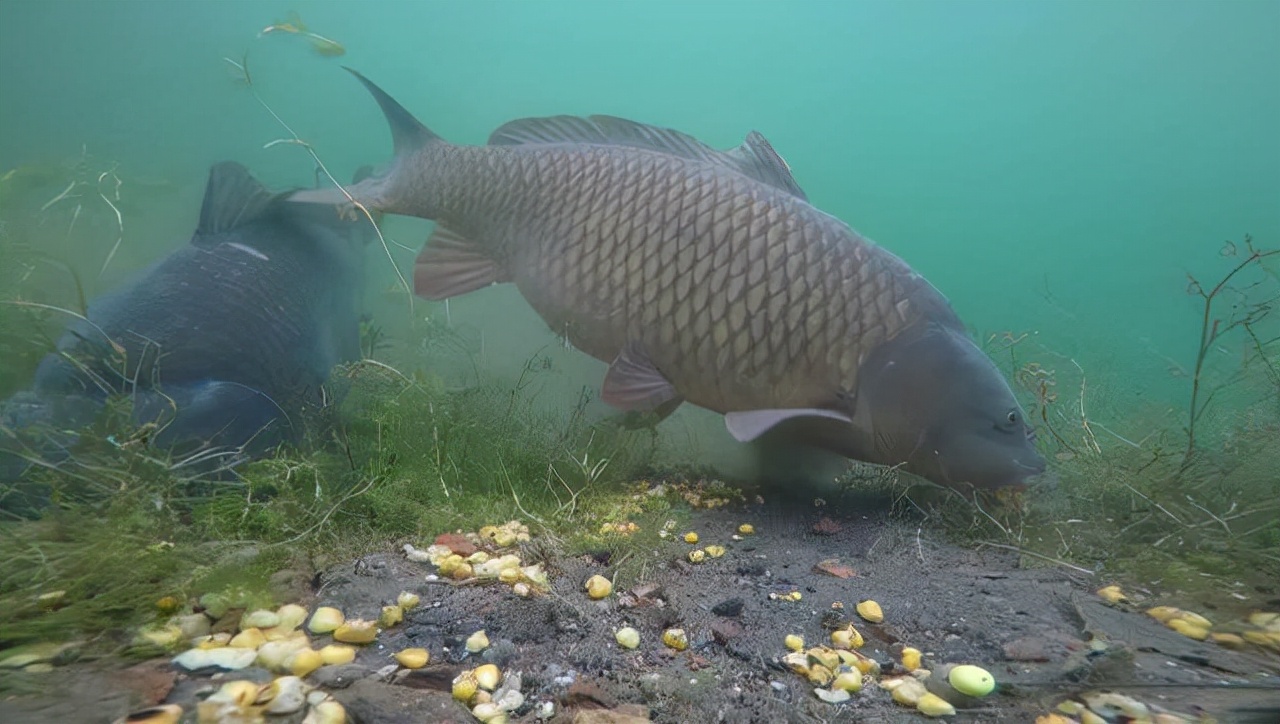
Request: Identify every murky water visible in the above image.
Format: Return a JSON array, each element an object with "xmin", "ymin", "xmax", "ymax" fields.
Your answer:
[{"xmin": 1, "ymin": 0, "xmax": 1277, "ymax": 474}]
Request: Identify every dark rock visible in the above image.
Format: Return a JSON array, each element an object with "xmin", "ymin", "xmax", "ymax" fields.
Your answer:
[
  {"xmin": 268, "ymin": 567, "xmax": 312, "ymax": 603},
  {"xmin": 571, "ymin": 704, "xmax": 653, "ymax": 723},
  {"xmin": 220, "ymin": 667, "xmax": 275, "ymax": 685},
  {"xmin": 812, "ymin": 516, "xmax": 842, "ymax": 535},
  {"xmin": 711, "ymin": 619, "xmax": 744, "ymax": 644},
  {"xmin": 630, "ymin": 582, "xmax": 663, "ymax": 600},
  {"xmin": 392, "ymin": 665, "xmax": 458, "ymax": 691},
  {"xmin": 434, "ymin": 533, "xmax": 477, "ymax": 557},
  {"xmin": 1003, "ymin": 635, "xmax": 1053, "ymax": 662},
  {"xmin": 331, "ymin": 678, "xmax": 469, "ymax": 724},
  {"xmin": 565, "ymin": 678, "xmax": 617, "ymax": 708},
  {"xmin": 111, "ymin": 660, "xmax": 175, "ymax": 706},
  {"xmin": 210, "ymin": 608, "xmax": 244, "ymax": 635},
  {"xmin": 482, "ymin": 638, "xmax": 521, "ymax": 667},
  {"xmin": 307, "ymin": 664, "xmax": 374, "ymax": 689},
  {"xmin": 711, "ymin": 597, "xmax": 744, "ymax": 617}
]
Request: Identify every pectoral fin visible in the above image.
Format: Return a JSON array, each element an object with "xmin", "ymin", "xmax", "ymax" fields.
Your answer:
[
  {"xmin": 724, "ymin": 408, "xmax": 853, "ymax": 442},
  {"xmin": 413, "ymin": 224, "xmax": 508, "ymax": 300},
  {"xmin": 600, "ymin": 342, "xmax": 683, "ymax": 412}
]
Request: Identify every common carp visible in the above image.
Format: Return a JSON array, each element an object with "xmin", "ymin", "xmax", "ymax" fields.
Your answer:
[
  {"xmin": 1, "ymin": 161, "xmax": 374, "ymax": 493},
  {"xmin": 295, "ymin": 69, "xmax": 1046, "ymax": 489}
]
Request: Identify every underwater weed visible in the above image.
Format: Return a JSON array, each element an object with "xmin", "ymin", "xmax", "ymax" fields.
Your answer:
[
  {"xmin": 0, "ymin": 350, "xmax": 659, "ymax": 651},
  {"xmin": 222, "ymin": 52, "xmax": 413, "ymax": 315},
  {"xmin": 942, "ymin": 235, "xmax": 1280, "ymax": 591},
  {"xmin": 1182, "ymin": 234, "xmax": 1280, "ymax": 464},
  {"xmin": 258, "ymin": 11, "xmax": 346, "ymax": 58},
  {"xmin": 27, "ymin": 146, "xmax": 129, "ymax": 277}
]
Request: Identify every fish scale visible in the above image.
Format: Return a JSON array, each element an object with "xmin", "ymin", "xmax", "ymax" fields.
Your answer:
[
  {"xmin": 292, "ymin": 69, "xmax": 1047, "ymax": 489},
  {"xmin": 432, "ymin": 144, "xmax": 924, "ymax": 412}
]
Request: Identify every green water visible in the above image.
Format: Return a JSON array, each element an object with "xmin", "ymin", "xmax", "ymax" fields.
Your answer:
[{"xmin": 1, "ymin": 0, "xmax": 1277, "ymax": 465}]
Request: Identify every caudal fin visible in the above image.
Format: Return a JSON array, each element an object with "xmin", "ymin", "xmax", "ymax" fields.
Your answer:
[
  {"xmin": 342, "ymin": 67, "xmax": 441, "ymax": 155},
  {"xmin": 288, "ymin": 68, "xmax": 442, "ymax": 209}
]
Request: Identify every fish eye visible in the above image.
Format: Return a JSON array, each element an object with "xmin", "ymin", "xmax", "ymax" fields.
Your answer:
[{"xmin": 1006, "ymin": 410, "xmax": 1019, "ymax": 425}]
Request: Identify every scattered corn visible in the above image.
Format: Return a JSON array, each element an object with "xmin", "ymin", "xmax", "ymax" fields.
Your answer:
[
  {"xmin": 917, "ymin": 692, "xmax": 957, "ymax": 717},
  {"xmin": 856, "ymin": 600, "xmax": 884, "ymax": 623},
  {"xmin": 394, "ymin": 647, "xmax": 430, "ymax": 669},
  {"xmin": 308, "ymin": 607, "xmax": 344, "ymax": 634},
  {"xmin": 378, "ymin": 605, "xmax": 404, "ymax": 628},
  {"xmin": 830, "ymin": 625, "xmax": 864, "ymax": 649},
  {"xmin": 662, "ymin": 628, "xmax": 688, "ymax": 651},
  {"xmin": 332, "ymin": 619, "xmax": 377, "ymax": 645},
  {"xmin": 318, "ymin": 644, "xmax": 356, "ymax": 665},
  {"xmin": 615, "ymin": 627, "xmax": 640, "ymax": 649},
  {"xmin": 287, "ymin": 648, "xmax": 323, "ymax": 677},
  {"xmin": 229, "ymin": 628, "xmax": 266, "ymax": 649},
  {"xmin": 831, "ymin": 669, "xmax": 862, "ymax": 693},
  {"xmin": 585, "ymin": 575, "xmax": 613, "ymax": 599},
  {"xmin": 465, "ymin": 630, "xmax": 490, "ymax": 653},
  {"xmin": 1096, "ymin": 585, "xmax": 1128, "ymax": 604},
  {"xmin": 474, "ymin": 663, "xmax": 502, "ymax": 690},
  {"xmin": 452, "ymin": 670, "xmax": 478, "ymax": 702}
]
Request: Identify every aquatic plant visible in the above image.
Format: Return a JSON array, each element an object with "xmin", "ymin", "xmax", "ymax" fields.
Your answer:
[
  {"xmin": 258, "ymin": 12, "xmax": 346, "ymax": 58},
  {"xmin": 0, "ymin": 345, "xmax": 658, "ymax": 649},
  {"xmin": 0, "ymin": 45, "xmax": 660, "ymax": 651},
  {"xmin": 1182, "ymin": 234, "xmax": 1280, "ymax": 463}
]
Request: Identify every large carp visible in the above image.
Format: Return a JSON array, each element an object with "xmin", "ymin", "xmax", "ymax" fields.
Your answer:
[
  {"xmin": 296, "ymin": 69, "xmax": 1046, "ymax": 489},
  {"xmin": 1, "ymin": 161, "xmax": 374, "ymax": 493}
]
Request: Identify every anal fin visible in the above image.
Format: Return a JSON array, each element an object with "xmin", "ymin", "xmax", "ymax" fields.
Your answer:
[
  {"xmin": 600, "ymin": 341, "xmax": 683, "ymax": 413},
  {"xmin": 414, "ymin": 224, "xmax": 507, "ymax": 300}
]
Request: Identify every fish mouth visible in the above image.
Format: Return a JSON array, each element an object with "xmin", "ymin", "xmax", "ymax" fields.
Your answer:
[
  {"xmin": 1004, "ymin": 452, "xmax": 1048, "ymax": 486},
  {"xmin": 1015, "ymin": 454, "xmax": 1048, "ymax": 475}
]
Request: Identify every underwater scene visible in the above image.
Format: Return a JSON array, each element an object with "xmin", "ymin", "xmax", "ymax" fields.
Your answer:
[{"xmin": 0, "ymin": 1, "xmax": 1277, "ymax": 722}]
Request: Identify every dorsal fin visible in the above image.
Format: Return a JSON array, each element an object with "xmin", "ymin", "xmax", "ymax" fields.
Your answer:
[
  {"xmin": 193, "ymin": 162, "xmax": 282, "ymax": 243},
  {"xmin": 488, "ymin": 115, "xmax": 806, "ymax": 199},
  {"xmin": 726, "ymin": 131, "xmax": 807, "ymax": 200}
]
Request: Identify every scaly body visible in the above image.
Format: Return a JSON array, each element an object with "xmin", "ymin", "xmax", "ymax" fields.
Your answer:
[
  {"xmin": 294, "ymin": 70, "xmax": 1046, "ymax": 489},
  {"xmin": 405, "ymin": 143, "xmax": 959, "ymax": 415}
]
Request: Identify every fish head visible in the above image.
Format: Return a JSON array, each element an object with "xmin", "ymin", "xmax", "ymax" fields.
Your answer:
[{"xmin": 856, "ymin": 322, "xmax": 1046, "ymax": 489}]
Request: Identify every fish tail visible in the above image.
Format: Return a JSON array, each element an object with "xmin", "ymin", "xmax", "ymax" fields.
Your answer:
[
  {"xmin": 289, "ymin": 69, "xmax": 445, "ymax": 211},
  {"xmin": 342, "ymin": 67, "xmax": 443, "ymax": 154}
]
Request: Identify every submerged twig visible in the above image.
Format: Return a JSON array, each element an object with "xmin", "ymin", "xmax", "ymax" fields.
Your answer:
[
  {"xmin": 0, "ymin": 300, "xmax": 119, "ymax": 355},
  {"xmin": 1071, "ymin": 359, "xmax": 1102, "ymax": 454},
  {"xmin": 1121, "ymin": 481, "xmax": 1187, "ymax": 528},
  {"xmin": 225, "ymin": 53, "xmax": 413, "ymax": 316},
  {"xmin": 1183, "ymin": 234, "xmax": 1279, "ymax": 464},
  {"xmin": 976, "ymin": 542, "xmax": 1095, "ymax": 576}
]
